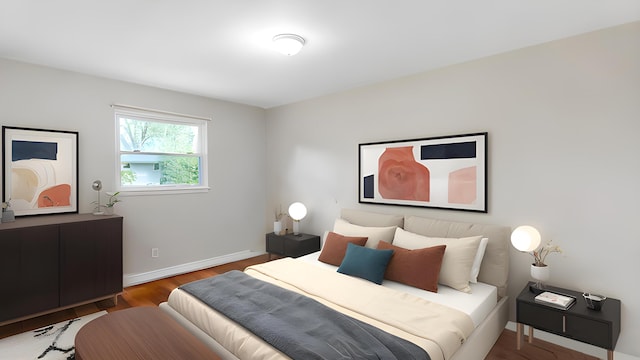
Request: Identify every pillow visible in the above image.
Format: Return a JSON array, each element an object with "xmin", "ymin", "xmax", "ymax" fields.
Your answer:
[
  {"xmin": 318, "ymin": 232, "xmax": 368, "ymax": 266},
  {"xmin": 337, "ymin": 243, "xmax": 394, "ymax": 284},
  {"xmin": 333, "ymin": 218, "xmax": 397, "ymax": 249},
  {"xmin": 469, "ymin": 237, "xmax": 489, "ymax": 283},
  {"xmin": 377, "ymin": 241, "xmax": 446, "ymax": 292},
  {"xmin": 392, "ymin": 228, "xmax": 481, "ymax": 293}
]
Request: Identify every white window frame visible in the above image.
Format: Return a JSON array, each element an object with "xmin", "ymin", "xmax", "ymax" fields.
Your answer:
[{"xmin": 113, "ymin": 105, "xmax": 209, "ymax": 196}]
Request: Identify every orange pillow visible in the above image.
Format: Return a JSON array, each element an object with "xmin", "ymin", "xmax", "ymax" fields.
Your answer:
[
  {"xmin": 377, "ymin": 241, "xmax": 446, "ymax": 292},
  {"xmin": 318, "ymin": 232, "xmax": 368, "ymax": 266}
]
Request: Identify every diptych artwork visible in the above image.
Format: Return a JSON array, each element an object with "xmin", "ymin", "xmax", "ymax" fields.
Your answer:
[
  {"xmin": 359, "ymin": 133, "xmax": 487, "ymax": 212},
  {"xmin": 2, "ymin": 127, "xmax": 78, "ymax": 216}
]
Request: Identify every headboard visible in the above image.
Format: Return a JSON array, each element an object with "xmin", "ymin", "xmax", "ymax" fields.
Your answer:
[
  {"xmin": 341, "ymin": 208, "xmax": 404, "ymax": 228},
  {"xmin": 340, "ymin": 209, "xmax": 511, "ymax": 298}
]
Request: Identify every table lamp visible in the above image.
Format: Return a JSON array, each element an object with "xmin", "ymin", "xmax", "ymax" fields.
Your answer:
[
  {"xmin": 92, "ymin": 180, "xmax": 104, "ymax": 215},
  {"xmin": 288, "ymin": 202, "xmax": 307, "ymax": 235},
  {"xmin": 511, "ymin": 225, "xmax": 544, "ymax": 293}
]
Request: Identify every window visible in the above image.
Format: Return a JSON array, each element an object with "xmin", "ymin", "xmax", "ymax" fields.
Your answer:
[{"xmin": 114, "ymin": 106, "xmax": 208, "ymax": 194}]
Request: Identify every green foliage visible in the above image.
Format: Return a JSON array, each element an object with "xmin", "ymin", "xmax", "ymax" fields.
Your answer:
[
  {"xmin": 120, "ymin": 118, "xmax": 196, "ymax": 153},
  {"xmin": 119, "ymin": 116, "xmax": 201, "ymax": 186},
  {"xmin": 121, "ymin": 169, "xmax": 136, "ymax": 184},
  {"xmin": 106, "ymin": 192, "xmax": 121, "ymax": 207},
  {"xmin": 160, "ymin": 158, "xmax": 200, "ymax": 185}
]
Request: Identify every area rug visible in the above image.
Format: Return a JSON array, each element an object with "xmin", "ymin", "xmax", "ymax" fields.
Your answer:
[{"xmin": 0, "ymin": 311, "xmax": 107, "ymax": 360}]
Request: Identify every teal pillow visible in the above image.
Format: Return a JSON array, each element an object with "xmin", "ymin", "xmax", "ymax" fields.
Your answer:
[{"xmin": 337, "ymin": 243, "xmax": 394, "ymax": 284}]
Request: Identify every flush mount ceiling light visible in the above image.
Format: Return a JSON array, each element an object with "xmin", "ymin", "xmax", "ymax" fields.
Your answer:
[{"xmin": 272, "ymin": 34, "xmax": 305, "ymax": 56}]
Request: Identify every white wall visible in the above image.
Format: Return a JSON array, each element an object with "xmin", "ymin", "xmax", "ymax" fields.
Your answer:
[
  {"xmin": 0, "ymin": 58, "xmax": 267, "ymax": 281},
  {"xmin": 265, "ymin": 22, "xmax": 640, "ymax": 357}
]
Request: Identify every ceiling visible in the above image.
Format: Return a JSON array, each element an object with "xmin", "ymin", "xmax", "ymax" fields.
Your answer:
[{"xmin": 1, "ymin": 1, "xmax": 639, "ymax": 109}]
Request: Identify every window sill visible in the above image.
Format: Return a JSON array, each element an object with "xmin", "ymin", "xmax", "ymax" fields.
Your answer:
[{"xmin": 117, "ymin": 186, "xmax": 210, "ymax": 197}]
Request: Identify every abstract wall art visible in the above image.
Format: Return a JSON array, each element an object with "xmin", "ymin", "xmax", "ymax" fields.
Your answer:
[
  {"xmin": 2, "ymin": 126, "xmax": 79, "ymax": 216},
  {"xmin": 359, "ymin": 132, "xmax": 487, "ymax": 212}
]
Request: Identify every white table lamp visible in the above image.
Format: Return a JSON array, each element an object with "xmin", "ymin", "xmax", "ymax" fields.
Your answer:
[
  {"xmin": 288, "ymin": 202, "xmax": 307, "ymax": 235},
  {"xmin": 511, "ymin": 225, "xmax": 545, "ymax": 293},
  {"xmin": 511, "ymin": 225, "xmax": 541, "ymax": 252}
]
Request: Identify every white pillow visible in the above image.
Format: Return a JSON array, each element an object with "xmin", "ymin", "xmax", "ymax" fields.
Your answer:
[
  {"xmin": 333, "ymin": 218, "xmax": 397, "ymax": 249},
  {"xmin": 392, "ymin": 228, "xmax": 481, "ymax": 293},
  {"xmin": 320, "ymin": 230, "xmax": 330, "ymax": 247},
  {"xmin": 469, "ymin": 237, "xmax": 488, "ymax": 283}
]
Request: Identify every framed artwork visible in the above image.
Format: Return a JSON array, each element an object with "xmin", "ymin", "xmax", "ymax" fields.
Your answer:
[
  {"xmin": 359, "ymin": 132, "xmax": 487, "ymax": 212},
  {"xmin": 2, "ymin": 126, "xmax": 79, "ymax": 216}
]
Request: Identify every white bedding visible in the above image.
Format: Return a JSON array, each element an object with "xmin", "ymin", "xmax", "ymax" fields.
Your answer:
[
  {"xmin": 162, "ymin": 211, "xmax": 510, "ymax": 360},
  {"xmin": 167, "ymin": 255, "xmax": 494, "ymax": 360},
  {"xmin": 298, "ymin": 251, "xmax": 497, "ymax": 327}
]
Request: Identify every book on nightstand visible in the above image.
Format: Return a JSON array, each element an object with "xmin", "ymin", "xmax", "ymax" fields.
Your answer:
[{"xmin": 534, "ymin": 291, "xmax": 576, "ymax": 310}]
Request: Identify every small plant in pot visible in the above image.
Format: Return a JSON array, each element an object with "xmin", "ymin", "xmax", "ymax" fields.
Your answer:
[
  {"xmin": 104, "ymin": 192, "xmax": 121, "ymax": 215},
  {"xmin": 1, "ymin": 198, "xmax": 15, "ymax": 222},
  {"xmin": 273, "ymin": 205, "xmax": 286, "ymax": 235}
]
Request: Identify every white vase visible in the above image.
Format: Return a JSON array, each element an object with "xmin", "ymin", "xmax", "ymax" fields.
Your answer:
[
  {"xmin": 2, "ymin": 209, "xmax": 15, "ymax": 222},
  {"xmin": 273, "ymin": 221, "xmax": 282, "ymax": 235},
  {"xmin": 531, "ymin": 264, "xmax": 550, "ymax": 289}
]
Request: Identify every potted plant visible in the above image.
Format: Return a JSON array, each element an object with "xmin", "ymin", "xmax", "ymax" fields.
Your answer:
[
  {"xmin": 528, "ymin": 240, "xmax": 562, "ymax": 289},
  {"xmin": 274, "ymin": 205, "xmax": 286, "ymax": 235},
  {"xmin": 531, "ymin": 240, "xmax": 562, "ymax": 267},
  {"xmin": 104, "ymin": 192, "xmax": 121, "ymax": 215},
  {"xmin": 2, "ymin": 199, "xmax": 16, "ymax": 222}
]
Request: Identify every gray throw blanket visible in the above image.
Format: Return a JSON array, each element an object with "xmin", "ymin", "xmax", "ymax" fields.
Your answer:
[{"xmin": 181, "ymin": 270, "xmax": 430, "ymax": 360}]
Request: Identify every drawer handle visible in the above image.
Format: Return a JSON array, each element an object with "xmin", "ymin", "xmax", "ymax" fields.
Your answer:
[{"xmin": 563, "ymin": 315, "xmax": 566, "ymax": 333}]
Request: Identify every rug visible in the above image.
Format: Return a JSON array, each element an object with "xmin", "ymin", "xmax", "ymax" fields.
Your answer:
[{"xmin": 0, "ymin": 311, "xmax": 107, "ymax": 360}]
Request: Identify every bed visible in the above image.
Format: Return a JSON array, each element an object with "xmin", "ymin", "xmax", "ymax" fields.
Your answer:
[{"xmin": 160, "ymin": 209, "xmax": 511, "ymax": 360}]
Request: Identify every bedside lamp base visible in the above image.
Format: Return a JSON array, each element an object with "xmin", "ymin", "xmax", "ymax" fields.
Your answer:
[{"xmin": 529, "ymin": 282, "xmax": 546, "ymax": 294}]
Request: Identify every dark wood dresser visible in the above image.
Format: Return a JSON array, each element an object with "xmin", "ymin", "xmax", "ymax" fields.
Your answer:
[{"xmin": 0, "ymin": 213, "xmax": 123, "ymax": 325}]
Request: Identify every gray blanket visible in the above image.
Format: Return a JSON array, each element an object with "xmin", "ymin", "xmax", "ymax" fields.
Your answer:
[{"xmin": 181, "ymin": 270, "xmax": 430, "ymax": 360}]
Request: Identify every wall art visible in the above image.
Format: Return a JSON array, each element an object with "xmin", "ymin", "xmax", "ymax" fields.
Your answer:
[
  {"xmin": 359, "ymin": 132, "xmax": 487, "ymax": 212},
  {"xmin": 2, "ymin": 126, "xmax": 79, "ymax": 216}
]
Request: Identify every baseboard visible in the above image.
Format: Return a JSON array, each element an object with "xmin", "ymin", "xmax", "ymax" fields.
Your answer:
[
  {"xmin": 123, "ymin": 250, "xmax": 265, "ymax": 287},
  {"xmin": 506, "ymin": 321, "xmax": 636, "ymax": 360}
]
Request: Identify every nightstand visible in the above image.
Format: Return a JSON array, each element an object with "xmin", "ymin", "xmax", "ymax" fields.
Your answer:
[
  {"xmin": 265, "ymin": 232, "xmax": 321, "ymax": 259},
  {"xmin": 516, "ymin": 282, "xmax": 621, "ymax": 360}
]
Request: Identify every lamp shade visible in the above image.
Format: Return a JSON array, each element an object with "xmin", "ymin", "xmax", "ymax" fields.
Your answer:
[
  {"xmin": 273, "ymin": 34, "xmax": 305, "ymax": 56},
  {"xmin": 288, "ymin": 202, "xmax": 307, "ymax": 221},
  {"xmin": 511, "ymin": 225, "xmax": 541, "ymax": 252}
]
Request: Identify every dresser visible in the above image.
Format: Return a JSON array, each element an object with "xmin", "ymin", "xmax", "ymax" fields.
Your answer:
[{"xmin": 0, "ymin": 213, "xmax": 123, "ymax": 325}]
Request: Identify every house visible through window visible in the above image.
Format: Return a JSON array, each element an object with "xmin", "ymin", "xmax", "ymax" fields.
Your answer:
[{"xmin": 114, "ymin": 106, "xmax": 209, "ymax": 193}]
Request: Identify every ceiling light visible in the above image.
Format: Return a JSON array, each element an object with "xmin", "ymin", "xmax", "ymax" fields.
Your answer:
[{"xmin": 272, "ymin": 34, "xmax": 305, "ymax": 56}]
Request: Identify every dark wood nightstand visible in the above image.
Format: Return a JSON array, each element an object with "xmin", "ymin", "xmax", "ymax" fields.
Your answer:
[
  {"xmin": 516, "ymin": 282, "xmax": 621, "ymax": 360},
  {"xmin": 265, "ymin": 232, "xmax": 321, "ymax": 259}
]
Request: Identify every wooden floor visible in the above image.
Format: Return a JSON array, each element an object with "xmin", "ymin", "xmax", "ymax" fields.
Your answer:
[{"xmin": 0, "ymin": 254, "xmax": 597, "ymax": 360}]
